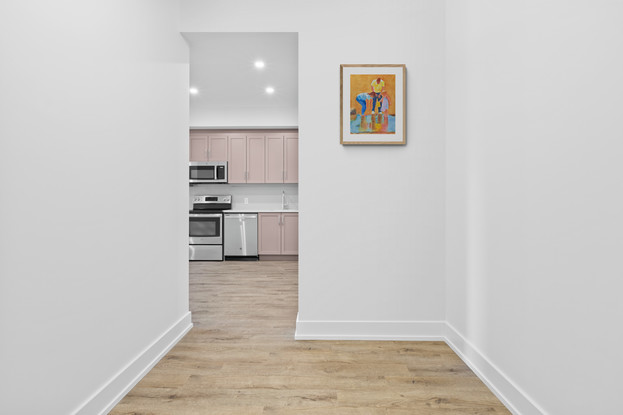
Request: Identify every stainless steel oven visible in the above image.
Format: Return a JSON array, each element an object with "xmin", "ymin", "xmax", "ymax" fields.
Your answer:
[
  {"xmin": 189, "ymin": 195, "xmax": 231, "ymax": 261},
  {"xmin": 190, "ymin": 213, "xmax": 223, "ymax": 245},
  {"xmin": 189, "ymin": 213, "xmax": 223, "ymax": 261}
]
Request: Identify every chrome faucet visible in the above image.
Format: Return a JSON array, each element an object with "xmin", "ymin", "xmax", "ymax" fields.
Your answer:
[{"xmin": 281, "ymin": 190, "xmax": 287, "ymax": 210}]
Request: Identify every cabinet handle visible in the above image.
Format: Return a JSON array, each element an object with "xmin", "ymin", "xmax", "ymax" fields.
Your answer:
[
  {"xmin": 282, "ymin": 171, "xmax": 284, "ymax": 182},
  {"xmin": 206, "ymin": 148, "xmax": 209, "ymax": 159}
]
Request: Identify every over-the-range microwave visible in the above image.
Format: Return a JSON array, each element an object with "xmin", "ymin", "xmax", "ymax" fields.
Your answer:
[{"xmin": 189, "ymin": 161, "xmax": 228, "ymax": 184}]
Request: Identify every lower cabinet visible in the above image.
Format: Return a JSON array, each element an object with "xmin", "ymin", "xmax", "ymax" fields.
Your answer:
[{"xmin": 258, "ymin": 212, "xmax": 298, "ymax": 256}]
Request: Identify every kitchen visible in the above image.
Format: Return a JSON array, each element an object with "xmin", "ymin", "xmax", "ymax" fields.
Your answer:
[{"xmin": 184, "ymin": 33, "xmax": 299, "ymax": 263}]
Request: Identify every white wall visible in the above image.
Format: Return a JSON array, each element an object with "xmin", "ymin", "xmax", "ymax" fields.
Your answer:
[
  {"xmin": 0, "ymin": 1, "xmax": 190, "ymax": 414},
  {"xmin": 180, "ymin": 0, "xmax": 447, "ymax": 338},
  {"xmin": 445, "ymin": 1, "xmax": 623, "ymax": 413}
]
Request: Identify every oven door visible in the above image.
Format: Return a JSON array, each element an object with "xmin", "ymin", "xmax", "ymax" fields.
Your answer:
[{"xmin": 189, "ymin": 213, "xmax": 223, "ymax": 244}]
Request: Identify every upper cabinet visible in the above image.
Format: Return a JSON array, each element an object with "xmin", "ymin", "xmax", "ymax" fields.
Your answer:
[
  {"xmin": 229, "ymin": 134, "xmax": 266, "ymax": 183},
  {"xmin": 190, "ymin": 130, "xmax": 298, "ymax": 184},
  {"xmin": 228, "ymin": 134, "xmax": 247, "ymax": 183},
  {"xmin": 266, "ymin": 134, "xmax": 285, "ymax": 183},
  {"xmin": 266, "ymin": 132, "xmax": 298, "ymax": 183},
  {"xmin": 247, "ymin": 134, "xmax": 266, "ymax": 183},
  {"xmin": 208, "ymin": 135, "xmax": 228, "ymax": 161},
  {"xmin": 189, "ymin": 132, "xmax": 228, "ymax": 162},
  {"xmin": 284, "ymin": 133, "xmax": 298, "ymax": 183},
  {"xmin": 190, "ymin": 133, "xmax": 208, "ymax": 161}
]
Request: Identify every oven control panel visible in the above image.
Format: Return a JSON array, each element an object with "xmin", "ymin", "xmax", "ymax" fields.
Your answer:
[{"xmin": 193, "ymin": 195, "xmax": 231, "ymax": 203}]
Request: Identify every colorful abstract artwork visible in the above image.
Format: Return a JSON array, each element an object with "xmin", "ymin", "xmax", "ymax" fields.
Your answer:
[
  {"xmin": 350, "ymin": 74, "xmax": 396, "ymax": 134},
  {"xmin": 340, "ymin": 65, "xmax": 406, "ymax": 145}
]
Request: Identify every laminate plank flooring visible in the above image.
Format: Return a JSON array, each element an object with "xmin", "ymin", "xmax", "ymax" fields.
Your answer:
[{"xmin": 110, "ymin": 261, "xmax": 510, "ymax": 414}]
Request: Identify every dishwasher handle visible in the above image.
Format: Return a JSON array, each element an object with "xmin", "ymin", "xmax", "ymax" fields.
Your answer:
[{"xmin": 225, "ymin": 213, "xmax": 257, "ymax": 219}]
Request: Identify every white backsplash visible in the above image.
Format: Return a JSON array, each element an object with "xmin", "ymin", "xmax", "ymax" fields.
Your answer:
[{"xmin": 189, "ymin": 183, "xmax": 298, "ymax": 210}]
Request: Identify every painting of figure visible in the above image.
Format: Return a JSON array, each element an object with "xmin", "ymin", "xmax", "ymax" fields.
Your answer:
[
  {"xmin": 350, "ymin": 74, "xmax": 396, "ymax": 134},
  {"xmin": 340, "ymin": 64, "xmax": 405, "ymax": 145}
]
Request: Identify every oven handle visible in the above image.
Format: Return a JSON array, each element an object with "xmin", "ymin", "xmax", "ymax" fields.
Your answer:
[{"xmin": 189, "ymin": 213, "xmax": 223, "ymax": 218}]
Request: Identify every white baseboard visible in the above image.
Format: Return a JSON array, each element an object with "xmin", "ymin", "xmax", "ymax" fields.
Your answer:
[
  {"xmin": 445, "ymin": 323, "xmax": 546, "ymax": 415},
  {"xmin": 72, "ymin": 312, "xmax": 193, "ymax": 415},
  {"xmin": 295, "ymin": 314, "xmax": 446, "ymax": 341}
]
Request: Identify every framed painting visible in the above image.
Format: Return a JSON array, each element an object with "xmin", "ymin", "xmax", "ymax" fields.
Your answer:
[{"xmin": 340, "ymin": 64, "xmax": 406, "ymax": 145}]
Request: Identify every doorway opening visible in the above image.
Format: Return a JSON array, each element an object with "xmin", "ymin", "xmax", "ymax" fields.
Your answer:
[{"xmin": 183, "ymin": 31, "xmax": 299, "ymax": 332}]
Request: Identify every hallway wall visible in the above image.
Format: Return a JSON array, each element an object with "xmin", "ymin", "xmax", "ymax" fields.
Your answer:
[
  {"xmin": 0, "ymin": 1, "xmax": 190, "ymax": 413},
  {"xmin": 445, "ymin": 1, "xmax": 623, "ymax": 413},
  {"xmin": 180, "ymin": 0, "xmax": 447, "ymax": 338}
]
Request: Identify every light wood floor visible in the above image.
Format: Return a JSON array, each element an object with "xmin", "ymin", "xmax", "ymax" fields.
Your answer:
[{"xmin": 110, "ymin": 261, "xmax": 510, "ymax": 414}]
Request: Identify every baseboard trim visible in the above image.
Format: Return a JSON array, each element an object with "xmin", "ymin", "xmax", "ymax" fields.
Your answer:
[
  {"xmin": 295, "ymin": 315, "xmax": 446, "ymax": 341},
  {"xmin": 72, "ymin": 312, "xmax": 193, "ymax": 415},
  {"xmin": 445, "ymin": 323, "xmax": 546, "ymax": 415}
]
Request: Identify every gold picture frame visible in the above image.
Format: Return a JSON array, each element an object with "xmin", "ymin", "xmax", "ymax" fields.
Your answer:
[{"xmin": 340, "ymin": 64, "xmax": 406, "ymax": 145}]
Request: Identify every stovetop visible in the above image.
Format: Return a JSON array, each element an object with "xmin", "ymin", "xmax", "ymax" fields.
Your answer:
[
  {"xmin": 191, "ymin": 194, "xmax": 232, "ymax": 213},
  {"xmin": 189, "ymin": 209, "xmax": 229, "ymax": 214}
]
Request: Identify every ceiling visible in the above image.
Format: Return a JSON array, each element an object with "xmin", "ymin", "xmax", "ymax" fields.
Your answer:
[{"xmin": 183, "ymin": 32, "xmax": 298, "ymax": 126}]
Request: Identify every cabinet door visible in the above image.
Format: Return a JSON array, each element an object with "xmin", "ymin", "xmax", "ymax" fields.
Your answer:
[
  {"xmin": 265, "ymin": 135, "xmax": 284, "ymax": 183},
  {"xmin": 258, "ymin": 213, "xmax": 282, "ymax": 254},
  {"xmin": 284, "ymin": 134, "xmax": 298, "ymax": 183},
  {"xmin": 228, "ymin": 134, "xmax": 247, "ymax": 183},
  {"xmin": 281, "ymin": 213, "xmax": 299, "ymax": 255},
  {"xmin": 246, "ymin": 134, "xmax": 266, "ymax": 183},
  {"xmin": 190, "ymin": 133, "xmax": 208, "ymax": 161},
  {"xmin": 207, "ymin": 135, "xmax": 228, "ymax": 162}
]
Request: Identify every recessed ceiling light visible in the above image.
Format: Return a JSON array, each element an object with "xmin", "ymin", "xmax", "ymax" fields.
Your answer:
[
  {"xmin": 265, "ymin": 86, "xmax": 275, "ymax": 94},
  {"xmin": 189, "ymin": 87, "xmax": 199, "ymax": 95},
  {"xmin": 254, "ymin": 60, "xmax": 265, "ymax": 69}
]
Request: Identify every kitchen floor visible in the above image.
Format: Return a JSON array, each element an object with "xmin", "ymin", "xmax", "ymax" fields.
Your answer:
[{"xmin": 110, "ymin": 261, "xmax": 510, "ymax": 414}]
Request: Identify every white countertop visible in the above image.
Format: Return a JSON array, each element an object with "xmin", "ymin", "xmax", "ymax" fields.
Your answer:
[
  {"xmin": 225, "ymin": 208, "xmax": 298, "ymax": 213},
  {"xmin": 224, "ymin": 204, "xmax": 298, "ymax": 213}
]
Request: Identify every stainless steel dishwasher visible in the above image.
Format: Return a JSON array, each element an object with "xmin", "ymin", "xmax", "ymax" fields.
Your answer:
[{"xmin": 224, "ymin": 213, "xmax": 258, "ymax": 259}]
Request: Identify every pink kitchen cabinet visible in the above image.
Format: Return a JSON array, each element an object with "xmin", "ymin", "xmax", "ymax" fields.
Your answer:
[
  {"xmin": 230, "ymin": 134, "xmax": 265, "ymax": 183},
  {"xmin": 284, "ymin": 133, "xmax": 298, "ymax": 183},
  {"xmin": 228, "ymin": 134, "xmax": 247, "ymax": 183},
  {"xmin": 207, "ymin": 135, "xmax": 228, "ymax": 162},
  {"xmin": 265, "ymin": 133, "xmax": 298, "ymax": 183},
  {"xmin": 258, "ymin": 212, "xmax": 298, "ymax": 256},
  {"xmin": 258, "ymin": 213, "xmax": 282, "ymax": 255},
  {"xmin": 190, "ymin": 132, "xmax": 208, "ymax": 161},
  {"xmin": 190, "ymin": 132, "xmax": 229, "ymax": 162},
  {"xmin": 246, "ymin": 134, "xmax": 266, "ymax": 183},
  {"xmin": 281, "ymin": 213, "xmax": 299, "ymax": 255},
  {"xmin": 265, "ymin": 134, "xmax": 285, "ymax": 183}
]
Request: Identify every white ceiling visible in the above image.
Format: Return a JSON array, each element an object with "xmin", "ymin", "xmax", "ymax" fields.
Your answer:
[{"xmin": 183, "ymin": 32, "xmax": 298, "ymax": 126}]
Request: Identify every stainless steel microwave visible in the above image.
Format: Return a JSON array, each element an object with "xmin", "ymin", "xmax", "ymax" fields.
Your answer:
[{"xmin": 189, "ymin": 161, "xmax": 228, "ymax": 184}]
